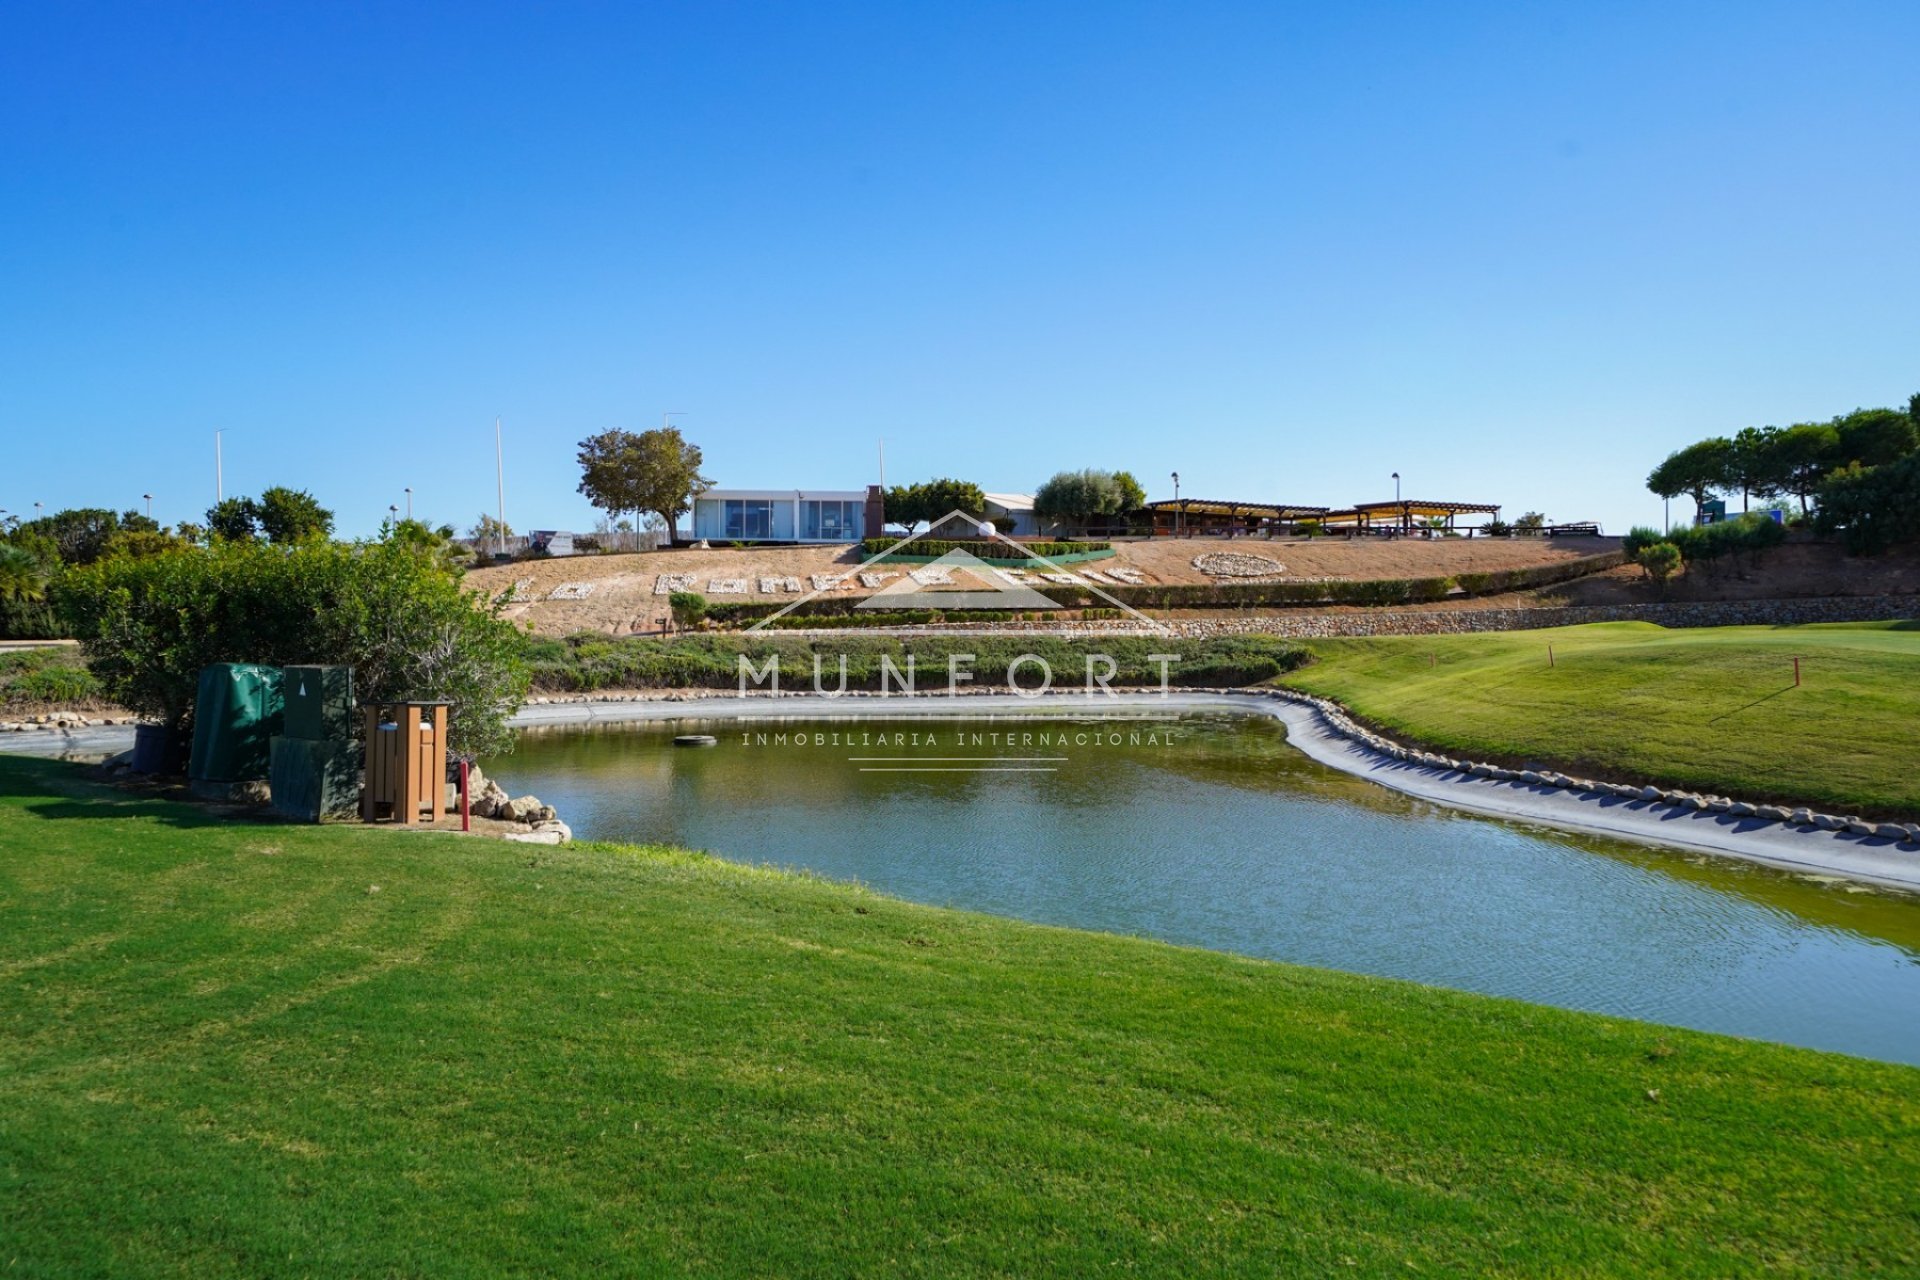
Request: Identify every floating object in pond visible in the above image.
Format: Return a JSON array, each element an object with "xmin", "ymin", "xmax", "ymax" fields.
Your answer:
[{"xmin": 674, "ymin": 734, "xmax": 718, "ymax": 748}]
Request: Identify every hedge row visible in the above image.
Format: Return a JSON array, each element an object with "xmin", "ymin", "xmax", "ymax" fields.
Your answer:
[
  {"xmin": 695, "ymin": 551, "xmax": 1626, "ymax": 624},
  {"xmin": 858, "ymin": 537, "xmax": 1111, "ymax": 561},
  {"xmin": 1072, "ymin": 551, "xmax": 1628, "ymax": 611},
  {"xmin": 523, "ymin": 633, "xmax": 1309, "ymax": 693}
]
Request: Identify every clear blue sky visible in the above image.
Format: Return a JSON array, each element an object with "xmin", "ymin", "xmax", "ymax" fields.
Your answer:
[{"xmin": 3, "ymin": 1, "xmax": 1915, "ymax": 536}]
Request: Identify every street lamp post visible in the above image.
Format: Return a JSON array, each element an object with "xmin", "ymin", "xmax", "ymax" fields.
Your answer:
[
  {"xmin": 1392, "ymin": 471, "xmax": 1403, "ymax": 533},
  {"xmin": 144, "ymin": 493, "xmax": 153, "ymax": 519},
  {"xmin": 404, "ymin": 487, "xmax": 413, "ymax": 521},
  {"xmin": 1171, "ymin": 471, "xmax": 1181, "ymax": 536},
  {"xmin": 388, "ymin": 504, "xmax": 399, "ymax": 529}
]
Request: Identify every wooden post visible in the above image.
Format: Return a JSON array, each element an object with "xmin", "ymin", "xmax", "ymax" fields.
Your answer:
[
  {"xmin": 1548, "ymin": 644, "xmax": 1555, "ymax": 667},
  {"xmin": 1794, "ymin": 656, "xmax": 1801, "ymax": 687}
]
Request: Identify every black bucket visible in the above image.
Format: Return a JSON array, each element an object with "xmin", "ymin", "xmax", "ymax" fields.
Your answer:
[{"xmin": 131, "ymin": 723, "xmax": 183, "ymax": 775}]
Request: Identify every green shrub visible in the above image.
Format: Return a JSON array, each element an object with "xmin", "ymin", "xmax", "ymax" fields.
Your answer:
[
  {"xmin": 1636, "ymin": 541, "xmax": 1683, "ymax": 591},
  {"xmin": 1620, "ymin": 526, "xmax": 1666, "ymax": 560},
  {"xmin": 521, "ymin": 633, "xmax": 1309, "ymax": 694},
  {"xmin": 858, "ymin": 538, "xmax": 1110, "ymax": 561},
  {"xmin": 55, "ymin": 536, "xmax": 529, "ymax": 755},
  {"xmin": 9, "ymin": 665, "xmax": 103, "ymax": 705},
  {"xmin": 1815, "ymin": 453, "xmax": 1920, "ymax": 554},
  {"xmin": 668, "ymin": 591, "xmax": 708, "ymax": 629}
]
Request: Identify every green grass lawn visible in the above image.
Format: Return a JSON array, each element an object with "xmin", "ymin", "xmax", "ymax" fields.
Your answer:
[
  {"xmin": 1280, "ymin": 620, "xmax": 1920, "ymax": 818},
  {"xmin": 2, "ymin": 757, "xmax": 1917, "ymax": 1277}
]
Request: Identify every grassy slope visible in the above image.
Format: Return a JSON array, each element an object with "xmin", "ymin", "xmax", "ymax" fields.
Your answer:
[
  {"xmin": 1, "ymin": 758, "xmax": 1917, "ymax": 1278},
  {"xmin": 1279, "ymin": 620, "xmax": 1920, "ymax": 817}
]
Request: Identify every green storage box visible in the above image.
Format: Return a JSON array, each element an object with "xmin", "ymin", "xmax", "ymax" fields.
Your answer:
[
  {"xmin": 283, "ymin": 665, "xmax": 355, "ymax": 742},
  {"xmin": 269, "ymin": 736, "xmax": 362, "ymax": 823},
  {"xmin": 187, "ymin": 663, "xmax": 285, "ymax": 784}
]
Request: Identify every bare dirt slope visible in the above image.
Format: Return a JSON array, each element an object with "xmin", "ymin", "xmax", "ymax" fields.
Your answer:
[
  {"xmin": 468, "ymin": 536, "xmax": 1614, "ymax": 635},
  {"xmin": 1551, "ymin": 539, "xmax": 1920, "ymax": 606}
]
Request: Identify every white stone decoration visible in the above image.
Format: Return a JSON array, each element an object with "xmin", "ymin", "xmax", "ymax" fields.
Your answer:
[
  {"xmin": 547, "ymin": 582, "xmax": 595, "ymax": 600},
  {"xmin": 1041, "ymin": 572, "xmax": 1086, "ymax": 585},
  {"xmin": 809, "ymin": 574, "xmax": 852, "ymax": 591},
  {"xmin": 1193, "ymin": 552, "xmax": 1286, "ymax": 578},
  {"xmin": 504, "ymin": 577, "xmax": 534, "ymax": 602},
  {"xmin": 758, "ymin": 576, "xmax": 803, "ymax": 593},
  {"xmin": 908, "ymin": 566, "xmax": 954, "ymax": 586},
  {"xmin": 858, "ymin": 571, "xmax": 899, "ymax": 588},
  {"xmin": 707, "ymin": 579, "xmax": 749, "ymax": 594},
  {"xmin": 653, "ymin": 574, "xmax": 697, "ymax": 595},
  {"xmin": 1104, "ymin": 567, "xmax": 1147, "ymax": 584}
]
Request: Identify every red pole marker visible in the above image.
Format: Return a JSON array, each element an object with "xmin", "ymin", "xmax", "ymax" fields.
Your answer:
[{"xmin": 459, "ymin": 759, "xmax": 472, "ymax": 832}]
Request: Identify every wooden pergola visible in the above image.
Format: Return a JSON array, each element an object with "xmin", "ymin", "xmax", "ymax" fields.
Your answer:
[
  {"xmin": 1145, "ymin": 499, "xmax": 1331, "ymax": 537},
  {"xmin": 1321, "ymin": 499, "xmax": 1501, "ymax": 533}
]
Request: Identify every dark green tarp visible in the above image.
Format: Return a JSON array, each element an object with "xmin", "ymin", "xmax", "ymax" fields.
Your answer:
[{"xmin": 186, "ymin": 663, "xmax": 284, "ymax": 783}]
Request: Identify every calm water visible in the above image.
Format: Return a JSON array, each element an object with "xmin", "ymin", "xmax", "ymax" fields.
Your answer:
[{"xmin": 487, "ymin": 712, "xmax": 1920, "ymax": 1064}]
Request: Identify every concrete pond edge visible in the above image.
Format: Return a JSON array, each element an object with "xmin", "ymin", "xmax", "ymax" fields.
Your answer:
[{"xmin": 511, "ymin": 686, "xmax": 1920, "ymax": 892}]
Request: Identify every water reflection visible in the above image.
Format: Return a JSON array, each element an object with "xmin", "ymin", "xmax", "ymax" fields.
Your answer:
[{"xmin": 489, "ymin": 713, "xmax": 1920, "ymax": 1064}]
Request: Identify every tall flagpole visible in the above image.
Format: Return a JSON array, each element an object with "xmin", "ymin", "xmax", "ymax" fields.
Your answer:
[{"xmin": 494, "ymin": 416, "xmax": 507, "ymax": 556}]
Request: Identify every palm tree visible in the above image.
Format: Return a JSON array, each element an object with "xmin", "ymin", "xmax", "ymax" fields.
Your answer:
[{"xmin": 0, "ymin": 544, "xmax": 49, "ymax": 603}]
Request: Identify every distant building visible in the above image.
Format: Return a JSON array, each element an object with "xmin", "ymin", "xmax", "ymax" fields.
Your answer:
[
  {"xmin": 689, "ymin": 487, "xmax": 882, "ymax": 543},
  {"xmin": 982, "ymin": 492, "xmax": 1044, "ymax": 537}
]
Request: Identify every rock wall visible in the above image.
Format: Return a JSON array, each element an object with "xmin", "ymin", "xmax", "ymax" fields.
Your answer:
[{"xmin": 1165, "ymin": 595, "xmax": 1919, "ymax": 640}]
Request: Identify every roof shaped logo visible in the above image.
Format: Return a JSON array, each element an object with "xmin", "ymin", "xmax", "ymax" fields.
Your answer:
[{"xmin": 747, "ymin": 512, "xmax": 1170, "ymax": 634}]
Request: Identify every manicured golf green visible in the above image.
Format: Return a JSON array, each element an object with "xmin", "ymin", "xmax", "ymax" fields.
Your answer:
[
  {"xmin": 1281, "ymin": 620, "xmax": 1920, "ymax": 817},
  {"xmin": 2, "ymin": 756, "xmax": 1917, "ymax": 1277}
]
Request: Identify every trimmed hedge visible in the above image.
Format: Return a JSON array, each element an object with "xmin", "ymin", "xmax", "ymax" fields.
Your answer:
[
  {"xmin": 696, "ymin": 551, "xmax": 1627, "ymax": 624},
  {"xmin": 523, "ymin": 633, "xmax": 1309, "ymax": 694},
  {"xmin": 859, "ymin": 538, "xmax": 1111, "ymax": 561}
]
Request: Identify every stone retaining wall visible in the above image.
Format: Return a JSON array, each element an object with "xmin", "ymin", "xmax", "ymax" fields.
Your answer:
[{"xmin": 1168, "ymin": 594, "xmax": 1919, "ymax": 639}]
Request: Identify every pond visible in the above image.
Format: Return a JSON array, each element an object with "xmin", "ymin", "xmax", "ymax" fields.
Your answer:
[{"xmin": 486, "ymin": 709, "xmax": 1920, "ymax": 1065}]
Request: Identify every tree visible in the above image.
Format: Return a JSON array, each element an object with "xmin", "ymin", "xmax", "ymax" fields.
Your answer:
[
  {"xmin": 0, "ymin": 544, "xmax": 48, "ymax": 602},
  {"xmin": 1764, "ymin": 422, "xmax": 1840, "ymax": 514},
  {"xmin": 1833, "ymin": 408, "xmax": 1919, "ymax": 469},
  {"xmin": 205, "ymin": 497, "xmax": 261, "ymax": 542},
  {"xmin": 1728, "ymin": 427, "xmax": 1785, "ymax": 512},
  {"xmin": 1512, "ymin": 511, "xmax": 1547, "ymax": 533},
  {"xmin": 386, "ymin": 518, "xmax": 473, "ymax": 572},
  {"xmin": 916, "ymin": 478, "xmax": 987, "ymax": 527},
  {"xmin": 1646, "ymin": 437, "xmax": 1735, "ymax": 521},
  {"xmin": 18, "ymin": 507, "xmax": 123, "ymax": 565},
  {"xmin": 1112, "ymin": 471, "xmax": 1147, "ymax": 513},
  {"xmin": 884, "ymin": 483, "xmax": 928, "ymax": 534},
  {"xmin": 1033, "ymin": 469, "xmax": 1128, "ymax": 531},
  {"xmin": 1815, "ymin": 453, "xmax": 1920, "ymax": 555},
  {"xmin": 1636, "ymin": 541, "xmax": 1682, "ymax": 593},
  {"xmin": 56, "ymin": 538, "xmax": 529, "ymax": 755},
  {"xmin": 468, "ymin": 514, "xmax": 514, "ymax": 551},
  {"xmin": 256, "ymin": 486, "xmax": 334, "ymax": 544},
  {"xmin": 576, "ymin": 427, "xmax": 711, "ymax": 542}
]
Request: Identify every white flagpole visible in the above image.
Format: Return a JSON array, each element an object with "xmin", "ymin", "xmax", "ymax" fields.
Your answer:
[{"xmin": 495, "ymin": 416, "xmax": 507, "ymax": 556}]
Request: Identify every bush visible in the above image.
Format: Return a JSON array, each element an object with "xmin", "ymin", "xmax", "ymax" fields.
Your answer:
[
  {"xmin": 668, "ymin": 591, "xmax": 708, "ymax": 629},
  {"xmin": 859, "ymin": 538, "xmax": 1110, "ymax": 561},
  {"xmin": 521, "ymin": 634, "xmax": 1311, "ymax": 694},
  {"xmin": 1636, "ymin": 542, "xmax": 1683, "ymax": 591},
  {"xmin": 1815, "ymin": 453, "xmax": 1920, "ymax": 554},
  {"xmin": 1482, "ymin": 519, "xmax": 1512, "ymax": 538},
  {"xmin": 9, "ymin": 664, "xmax": 104, "ymax": 705},
  {"xmin": 1667, "ymin": 514, "xmax": 1787, "ymax": 570},
  {"xmin": 1620, "ymin": 526, "xmax": 1666, "ymax": 560},
  {"xmin": 0, "ymin": 648, "xmax": 102, "ymax": 708},
  {"xmin": 55, "ymin": 536, "xmax": 530, "ymax": 755}
]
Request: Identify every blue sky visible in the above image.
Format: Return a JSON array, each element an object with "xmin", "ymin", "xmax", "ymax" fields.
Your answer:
[{"xmin": 3, "ymin": 1, "xmax": 1915, "ymax": 536}]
